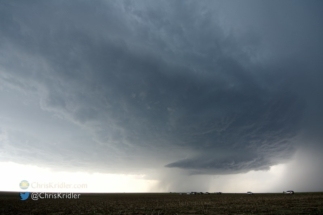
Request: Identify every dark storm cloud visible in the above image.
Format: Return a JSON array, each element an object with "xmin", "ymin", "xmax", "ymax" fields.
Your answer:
[{"xmin": 0, "ymin": 0, "xmax": 322, "ymax": 175}]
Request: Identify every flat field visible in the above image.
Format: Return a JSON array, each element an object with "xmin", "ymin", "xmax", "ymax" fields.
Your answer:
[{"xmin": 1, "ymin": 192, "xmax": 323, "ymax": 215}]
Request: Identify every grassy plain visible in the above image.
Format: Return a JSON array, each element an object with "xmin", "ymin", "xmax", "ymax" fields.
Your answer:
[{"xmin": 0, "ymin": 192, "xmax": 323, "ymax": 215}]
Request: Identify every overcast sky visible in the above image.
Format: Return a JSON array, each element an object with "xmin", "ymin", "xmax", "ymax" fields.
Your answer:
[{"xmin": 1, "ymin": 0, "xmax": 323, "ymax": 192}]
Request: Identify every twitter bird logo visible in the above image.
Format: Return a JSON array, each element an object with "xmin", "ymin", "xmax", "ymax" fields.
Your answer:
[{"xmin": 20, "ymin": 192, "xmax": 30, "ymax": 201}]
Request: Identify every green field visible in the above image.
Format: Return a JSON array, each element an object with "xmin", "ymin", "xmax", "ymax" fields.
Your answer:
[{"xmin": 1, "ymin": 192, "xmax": 323, "ymax": 214}]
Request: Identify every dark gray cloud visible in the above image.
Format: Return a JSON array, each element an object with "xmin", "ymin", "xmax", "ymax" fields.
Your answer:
[{"xmin": 0, "ymin": 0, "xmax": 322, "ymax": 183}]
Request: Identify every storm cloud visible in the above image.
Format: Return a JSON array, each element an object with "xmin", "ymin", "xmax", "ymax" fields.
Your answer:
[{"xmin": 0, "ymin": 0, "xmax": 322, "ymax": 182}]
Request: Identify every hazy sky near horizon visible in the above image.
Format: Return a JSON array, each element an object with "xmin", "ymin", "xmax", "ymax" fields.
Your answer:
[{"xmin": 1, "ymin": 0, "xmax": 323, "ymax": 192}]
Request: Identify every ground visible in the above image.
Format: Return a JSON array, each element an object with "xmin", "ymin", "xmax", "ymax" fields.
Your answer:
[{"xmin": 1, "ymin": 192, "xmax": 323, "ymax": 214}]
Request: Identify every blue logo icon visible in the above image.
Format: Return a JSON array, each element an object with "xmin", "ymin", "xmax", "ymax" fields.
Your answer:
[{"xmin": 20, "ymin": 192, "xmax": 30, "ymax": 201}]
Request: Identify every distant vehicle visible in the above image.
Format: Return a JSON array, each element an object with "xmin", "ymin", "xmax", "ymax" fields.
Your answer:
[
  {"xmin": 247, "ymin": 191, "xmax": 254, "ymax": 194},
  {"xmin": 188, "ymin": 192, "xmax": 205, "ymax": 195},
  {"xmin": 205, "ymin": 192, "xmax": 210, "ymax": 195},
  {"xmin": 188, "ymin": 192, "xmax": 197, "ymax": 195},
  {"xmin": 284, "ymin": 190, "xmax": 295, "ymax": 194},
  {"xmin": 215, "ymin": 192, "xmax": 222, "ymax": 194}
]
